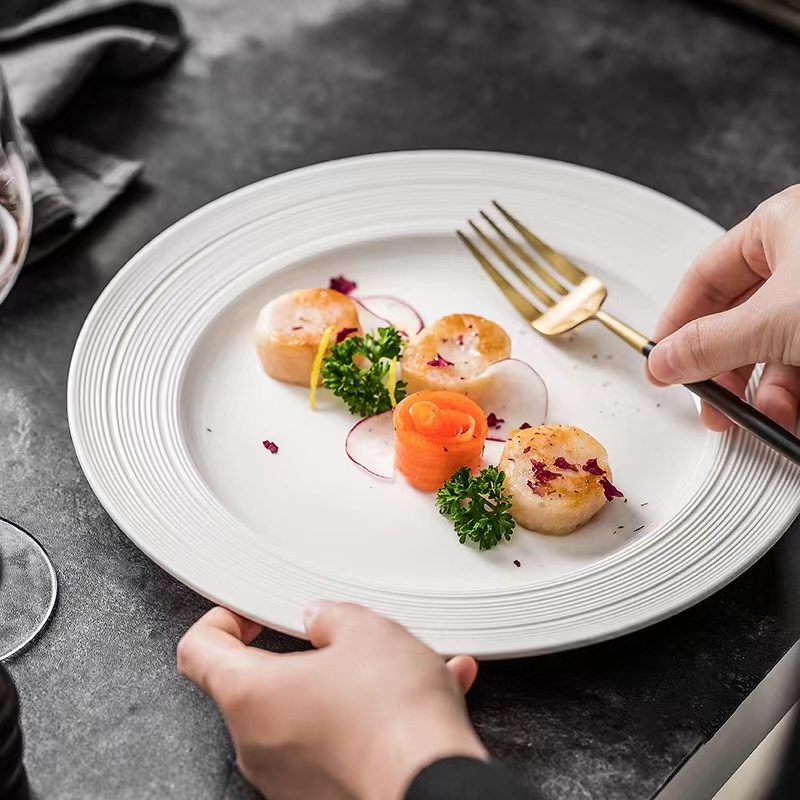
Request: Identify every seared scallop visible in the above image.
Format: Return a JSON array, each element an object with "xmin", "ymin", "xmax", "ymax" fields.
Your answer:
[
  {"xmin": 256, "ymin": 288, "xmax": 361, "ymax": 385},
  {"xmin": 499, "ymin": 424, "xmax": 616, "ymax": 536},
  {"xmin": 402, "ymin": 314, "xmax": 511, "ymax": 395}
]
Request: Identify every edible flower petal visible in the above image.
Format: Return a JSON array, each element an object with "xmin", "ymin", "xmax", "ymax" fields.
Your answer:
[
  {"xmin": 599, "ymin": 476, "xmax": 624, "ymax": 501},
  {"xmin": 426, "ymin": 353, "xmax": 455, "ymax": 367},
  {"xmin": 554, "ymin": 457, "xmax": 578, "ymax": 471},
  {"xmin": 582, "ymin": 458, "xmax": 605, "ymax": 476},
  {"xmin": 486, "ymin": 412, "xmax": 505, "ymax": 429},
  {"xmin": 335, "ymin": 327, "xmax": 358, "ymax": 343},
  {"xmin": 329, "ymin": 275, "xmax": 357, "ymax": 295}
]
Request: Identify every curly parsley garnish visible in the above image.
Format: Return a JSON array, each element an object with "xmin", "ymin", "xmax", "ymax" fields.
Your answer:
[
  {"xmin": 436, "ymin": 466, "xmax": 515, "ymax": 550},
  {"xmin": 321, "ymin": 326, "xmax": 407, "ymax": 417}
]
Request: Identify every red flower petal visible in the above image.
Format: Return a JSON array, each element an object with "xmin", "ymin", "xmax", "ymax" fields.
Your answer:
[
  {"xmin": 486, "ymin": 412, "xmax": 505, "ymax": 429},
  {"xmin": 599, "ymin": 476, "xmax": 624, "ymax": 501},
  {"xmin": 582, "ymin": 458, "xmax": 605, "ymax": 476},
  {"xmin": 554, "ymin": 456, "xmax": 578, "ymax": 471},
  {"xmin": 329, "ymin": 275, "xmax": 357, "ymax": 295},
  {"xmin": 335, "ymin": 327, "xmax": 359, "ymax": 343},
  {"xmin": 535, "ymin": 467, "xmax": 561, "ymax": 483},
  {"xmin": 426, "ymin": 353, "xmax": 455, "ymax": 367},
  {"xmin": 530, "ymin": 460, "xmax": 560, "ymax": 484}
]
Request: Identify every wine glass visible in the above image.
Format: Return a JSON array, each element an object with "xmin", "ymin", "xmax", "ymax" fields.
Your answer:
[{"xmin": 0, "ymin": 67, "xmax": 57, "ymax": 662}]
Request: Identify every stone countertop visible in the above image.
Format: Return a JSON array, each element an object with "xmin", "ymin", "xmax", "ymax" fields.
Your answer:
[{"xmin": 3, "ymin": 1, "xmax": 800, "ymax": 799}]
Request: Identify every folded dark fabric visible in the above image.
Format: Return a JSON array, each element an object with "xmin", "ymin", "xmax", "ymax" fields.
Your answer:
[
  {"xmin": 405, "ymin": 757, "xmax": 530, "ymax": 800},
  {"xmin": 0, "ymin": 0, "xmax": 186, "ymax": 264}
]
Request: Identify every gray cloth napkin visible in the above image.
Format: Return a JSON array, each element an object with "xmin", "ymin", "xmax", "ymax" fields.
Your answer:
[{"xmin": 0, "ymin": 0, "xmax": 186, "ymax": 264}]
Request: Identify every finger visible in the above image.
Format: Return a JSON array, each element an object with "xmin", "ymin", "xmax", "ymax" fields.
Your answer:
[
  {"xmin": 755, "ymin": 363, "xmax": 800, "ymax": 431},
  {"xmin": 699, "ymin": 365, "xmax": 754, "ymax": 432},
  {"xmin": 654, "ymin": 218, "xmax": 767, "ymax": 342},
  {"xmin": 446, "ymin": 655, "xmax": 479, "ymax": 694},
  {"xmin": 648, "ymin": 293, "xmax": 778, "ymax": 384},
  {"xmin": 303, "ymin": 601, "xmax": 379, "ymax": 649},
  {"xmin": 647, "ymin": 282, "xmax": 763, "ymax": 389},
  {"xmin": 177, "ymin": 607, "xmax": 265, "ymax": 695}
]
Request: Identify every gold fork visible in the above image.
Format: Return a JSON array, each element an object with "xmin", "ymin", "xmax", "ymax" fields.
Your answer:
[{"xmin": 458, "ymin": 201, "xmax": 800, "ymax": 466}]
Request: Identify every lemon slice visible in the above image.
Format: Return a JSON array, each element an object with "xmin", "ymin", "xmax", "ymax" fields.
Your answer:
[
  {"xmin": 309, "ymin": 325, "xmax": 335, "ymax": 409},
  {"xmin": 387, "ymin": 357, "xmax": 398, "ymax": 407}
]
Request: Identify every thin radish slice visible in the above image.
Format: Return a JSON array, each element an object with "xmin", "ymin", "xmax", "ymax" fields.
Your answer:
[
  {"xmin": 356, "ymin": 295, "xmax": 424, "ymax": 336},
  {"xmin": 354, "ymin": 299, "xmax": 392, "ymax": 334},
  {"xmin": 482, "ymin": 439, "xmax": 506, "ymax": 468},
  {"xmin": 462, "ymin": 358, "xmax": 548, "ymax": 440},
  {"xmin": 345, "ymin": 410, "xmax": 395, "ymax": 480}
]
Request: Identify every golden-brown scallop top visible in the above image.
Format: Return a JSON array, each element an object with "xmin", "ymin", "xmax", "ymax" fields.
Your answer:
[
  {"xmin": 402, "ymin": 314, "xmax": 511, "ymax": 393},
  {"xmin": 257, "ymin": 287, "xmax": 361, "ymax": 348},
  {"xmin": 499, "ymin": 424, "xmax": 613, "ymax": 535}
]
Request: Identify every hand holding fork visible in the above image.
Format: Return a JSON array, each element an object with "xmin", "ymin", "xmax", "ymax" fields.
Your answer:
[{"xmin": 458, "ymin": 192, "xmax": 800, "ymax": 466}]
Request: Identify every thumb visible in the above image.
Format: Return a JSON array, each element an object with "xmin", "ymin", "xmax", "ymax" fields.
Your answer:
[
  {"xmin": 648, "ymin": 298, "xmax": 775, "ymax": 384},
  {"xmin": 446, "ymin": 655, "xmax": 479, "ymax": 694},
  {"xmin": 303, "ymin": 600, "xmax": 374, "ymax": 648},
  {"xmin": 177, "ymin": 607, "xmax": 264, "ymax": 697}
]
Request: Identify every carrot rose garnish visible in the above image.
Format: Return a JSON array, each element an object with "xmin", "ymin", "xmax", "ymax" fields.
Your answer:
[{"xmin": 393, "ymin": 390, "xmax": 488, "ymax": 492}]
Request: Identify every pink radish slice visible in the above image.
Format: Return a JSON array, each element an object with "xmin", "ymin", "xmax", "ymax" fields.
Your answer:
[
  {"xmin": 354, "ymin": 299, "xmax": 392, "ymax": 334},
  {"xmin": 355, "ymin": 295, "xmax": 424, "ymax": 336},
  {"xmin": 462, "ymin": 358, "xmax": 548, "ymax": 440},
  {"xmin": 345, "ymin": 411, "xmax": 395, "ymax": 480},
  {"xmin": 481, "ymin": 439, "xmax": 506, "ymax": 469}
]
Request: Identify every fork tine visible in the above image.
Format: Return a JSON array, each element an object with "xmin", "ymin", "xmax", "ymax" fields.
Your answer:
[
  {"xmin": 468, "ymin": 220, "xmax": 555, "ymax": 309},
  {"xmin": 456, "ymin": 231, "xmax": 542, "ymax": 324},
  {"xmin": 480, "ymin": 211, "xmax": 569, "ymax": 297},
  {"xmin": 492, "ymin": 201, "xmax": 587, "ymax": 284}
]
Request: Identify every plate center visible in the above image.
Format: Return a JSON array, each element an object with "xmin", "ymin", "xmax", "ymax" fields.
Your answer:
[{"xmin": 181, "ymin": 233, "xmax": 714, "ymax": 591}]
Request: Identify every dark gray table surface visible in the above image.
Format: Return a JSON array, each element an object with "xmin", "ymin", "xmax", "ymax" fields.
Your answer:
[{"xmin": 3, "ymin": 1, "xmax": 800, "ymax": 799}]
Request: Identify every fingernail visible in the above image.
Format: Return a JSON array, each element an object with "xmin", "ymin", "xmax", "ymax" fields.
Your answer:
[{"xmin": 303, "ymin": 600, "xmax": 332, "ymax": 629}]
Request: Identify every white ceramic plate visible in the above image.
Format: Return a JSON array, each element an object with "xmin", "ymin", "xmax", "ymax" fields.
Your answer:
[{"xmin": 68, "ymin": 151, "xmax": 800, "ymax": 658}]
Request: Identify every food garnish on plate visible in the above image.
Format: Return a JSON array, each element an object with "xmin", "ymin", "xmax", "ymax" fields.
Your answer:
[
  {"xmin": 393, "ymin": 390, "xmax": 488, "ymax": 492},
  {"xmin": 320, "ymin": 326, "xmax": 406, "ymax": 417},
  {"xmin": 255, "ymin": 281, "xmax": 623, "ymax": 550},
  {"xmin": 436, "ymin": 465, "xmax": 515, "ymax": 550}
]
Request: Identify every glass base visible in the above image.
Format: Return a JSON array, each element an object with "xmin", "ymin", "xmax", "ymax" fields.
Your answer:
[{"xmin": 0, "ymin": 519, "xmax": 57, "ymax": 660}]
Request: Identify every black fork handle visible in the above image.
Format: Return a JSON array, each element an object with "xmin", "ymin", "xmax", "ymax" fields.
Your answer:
[{"xmin": 642, "ymin": 341, "xmax": 800, "ymax": 466}]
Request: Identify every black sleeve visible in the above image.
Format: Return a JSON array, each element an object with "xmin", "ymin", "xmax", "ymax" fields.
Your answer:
[{"xmin": 405, "ymin": 757, "xmax": 530, "ymax": 800}]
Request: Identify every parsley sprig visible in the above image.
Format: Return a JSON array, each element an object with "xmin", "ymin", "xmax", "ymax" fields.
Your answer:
[
  {"xmin": 436, "ymin": 466, "xmax": 516, "ymax": 550},
  {"xmin": 321, "ymin": 326, "xmax": 407, "ymax": 417}
]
